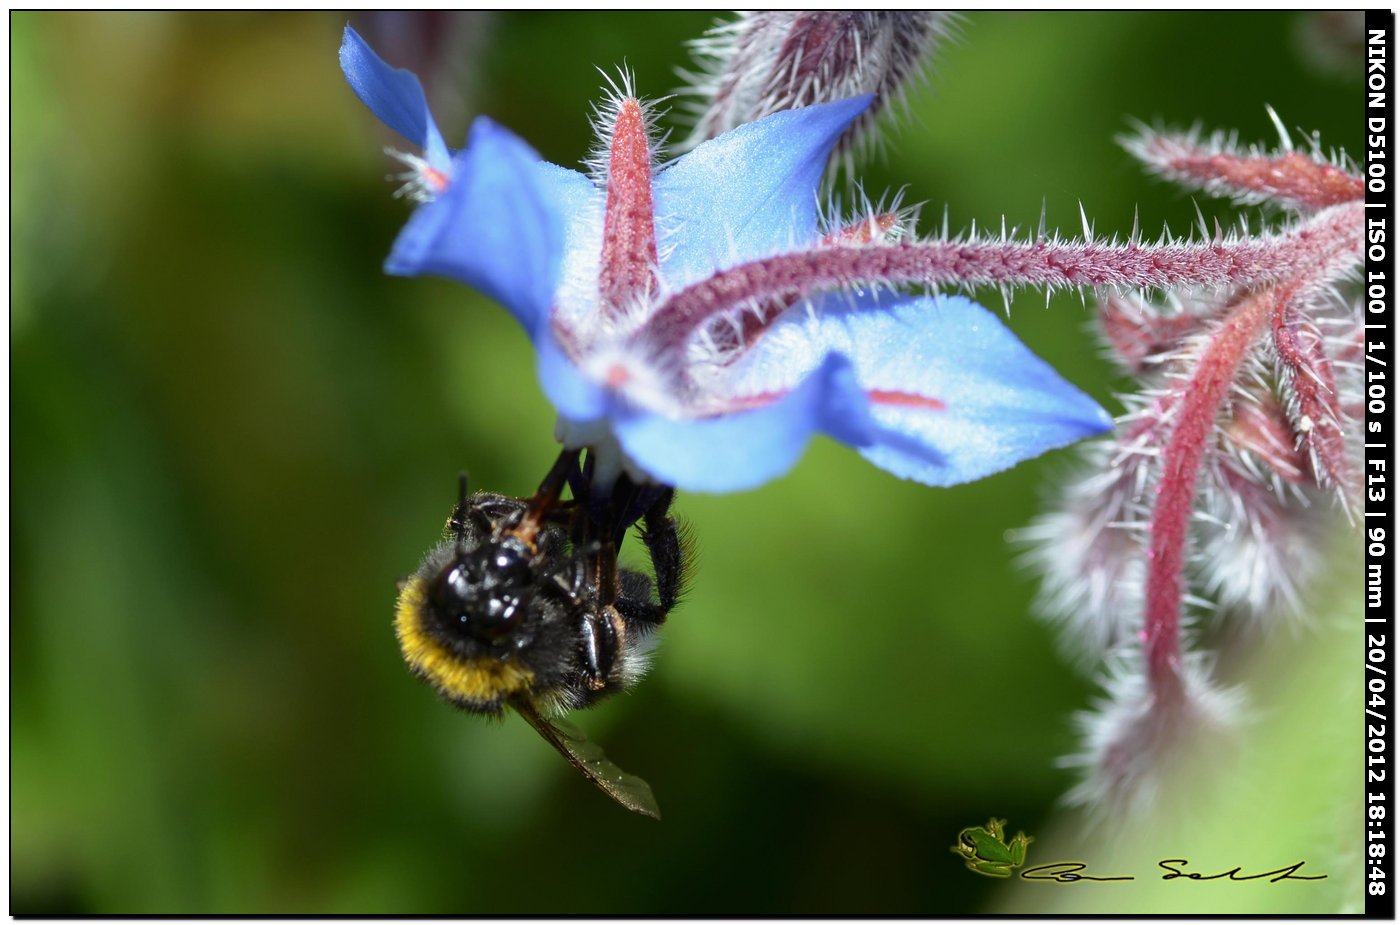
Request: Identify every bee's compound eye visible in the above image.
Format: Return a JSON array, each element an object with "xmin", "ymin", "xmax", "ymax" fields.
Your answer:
[
  {"xmin": 432, "ymin": 560, "xmax": 474, "ymax": 607},
  {"xmin": 485, "ymin": 545, "xmax": 532, "ymax": 589},
  {"xmin": 429, "ymin": 551, "xmax": 530, "ymax": 644}
]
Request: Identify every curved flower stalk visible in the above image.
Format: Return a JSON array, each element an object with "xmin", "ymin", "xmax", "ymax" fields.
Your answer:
[
  {"xmin": 1024, "ymin": 119, "xmax": 1363, "ymax": 811},
  {"xmin": 340, "ymin": 26, "xmax": 1112, "ymax": 495}
]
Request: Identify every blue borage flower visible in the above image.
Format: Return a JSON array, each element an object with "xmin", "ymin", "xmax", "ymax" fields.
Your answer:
[{"xmin": 341, "ymin": 26, "xmax": 1112, "ymax": 493}]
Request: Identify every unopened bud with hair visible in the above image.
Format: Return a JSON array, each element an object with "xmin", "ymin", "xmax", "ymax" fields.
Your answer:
[{"xmin": 676, "ymin": 11, "xmax": 954, "ymax": 175}]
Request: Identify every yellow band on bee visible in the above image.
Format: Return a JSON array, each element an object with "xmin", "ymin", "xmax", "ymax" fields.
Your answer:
[{"xmin": 395, "ymin": 575, "xmax": 535, "ymax": 706}]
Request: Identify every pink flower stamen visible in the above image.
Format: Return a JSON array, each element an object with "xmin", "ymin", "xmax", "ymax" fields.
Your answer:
[{"xmin": 599, "ymin": 98, "xmax": 659, "ymax": 315}]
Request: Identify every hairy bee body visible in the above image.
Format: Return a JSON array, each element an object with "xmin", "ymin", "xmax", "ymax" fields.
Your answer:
[
  {"xmin": 392, "ymin": 452, "xmax": 687, "ymax": 818},
  {"xmin": 395, "ymin": 491, "xmax": 662, "ymax": 716}
]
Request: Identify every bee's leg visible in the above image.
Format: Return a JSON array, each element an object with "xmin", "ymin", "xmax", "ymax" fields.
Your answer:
[
  {"xmin": 614, "ymin": 570, "xmax": 666, "ymax": 627},
  {"xmin": 638, "ymin": 488, "xmax": 686, "ymax": 612},
  {"xmin": 572, "ymin": 449, "xmax": 596, "ymax": 502},
  {"xmin": 612, "ymin": 490, "xmax": 686, "ymax": 628},
  {"xmin": 511, "ymin": 448, "xmax": 582, "ymax": 548},
  {"xmin": 580, "ymin": 451, "xmax": 664, "ymax": 535},
  {"xmin": 577, "ymin": 608, "xmax": 618, "ymax": 692},
  {"xmin": 572, "ymin": 501, "xmax": 622, "ymax": 693},
  {"xmin": 529, "ymin": 448, "xmax": 580, "ymax": 512}
]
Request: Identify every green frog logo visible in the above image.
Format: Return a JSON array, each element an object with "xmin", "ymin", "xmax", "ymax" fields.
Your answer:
[{"xmin": 951, "ymin": 818, "xmax": 1033, "ymax": 878}]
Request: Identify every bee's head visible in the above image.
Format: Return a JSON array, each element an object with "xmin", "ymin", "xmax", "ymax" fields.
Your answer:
[
  {"xmin": 395, "ymin": 529, "xmax": 578, "ymax": 714},
  {"xmin": 425, "ymin": 537, "xmax": 538, "ymax": 647}
]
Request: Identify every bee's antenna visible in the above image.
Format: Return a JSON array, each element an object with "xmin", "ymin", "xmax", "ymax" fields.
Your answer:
[{"xmin": 450, "ymin": 471, "xmax": 472, "ymax": 545}]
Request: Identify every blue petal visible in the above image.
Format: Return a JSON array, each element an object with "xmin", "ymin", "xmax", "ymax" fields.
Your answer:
[
  {"xmin": 339, "ymin": 25, "xmax": 450, "ymax": 173},
  {"xmin": 386, "ymin": 117, "xmax": 595, "ymax": 336},
  {"xmin": 537, "ymin": 327, "xmax": 609, "ymax": 422},
  {"xmin": 725, "ymin": 293, "xmax": 1114, "ymax": 486},
  {"xmin": 652, "ymin": 96, "xmax": 872, "ymax": 291},
  {"xmin": 612, "ymin": 354, "xmax": 876, "ymax": 493}
]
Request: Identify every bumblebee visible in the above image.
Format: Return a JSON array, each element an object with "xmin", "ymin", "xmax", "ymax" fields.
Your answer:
[{"xmin": 394, "ymin": 449, "xmax": 686, "ymax": 818}]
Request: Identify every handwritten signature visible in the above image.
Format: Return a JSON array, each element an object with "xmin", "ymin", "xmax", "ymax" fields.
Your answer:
[{"xmin": 1020, "ymin": 859, "xmax": 1327, "ymax": 884}]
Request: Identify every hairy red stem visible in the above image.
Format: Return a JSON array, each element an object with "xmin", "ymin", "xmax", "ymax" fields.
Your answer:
[
  {"xmin": 1271, "ymin": 308, "xmax": 1354, "ymax": 498},
  {"xmin": 1143, "ymin": 288, "xmax": 1277, "ymax": 700},
  {"xmin": 1133, "ymin": 134, "xmax": 1364, "ymax": 210},
  {"xmin": 637, "ymin": 203, "xmax": 1360, "ymax": 351}
]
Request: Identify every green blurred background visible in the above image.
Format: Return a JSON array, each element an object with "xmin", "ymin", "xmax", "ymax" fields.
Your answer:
[{"xmin": 12, "ymin": 11, "xmax": 1365, "ymax": 914}]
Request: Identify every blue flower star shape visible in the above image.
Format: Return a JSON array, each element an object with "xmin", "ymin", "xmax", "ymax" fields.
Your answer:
[{"xmin": 341, "ymin": 26, "xmax": 1111, "ymax": 493}]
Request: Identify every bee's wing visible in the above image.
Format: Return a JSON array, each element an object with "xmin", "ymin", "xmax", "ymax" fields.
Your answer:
[{"xmin": 512, "ymin": 699, "xmax": 660, "ymax": 819}]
